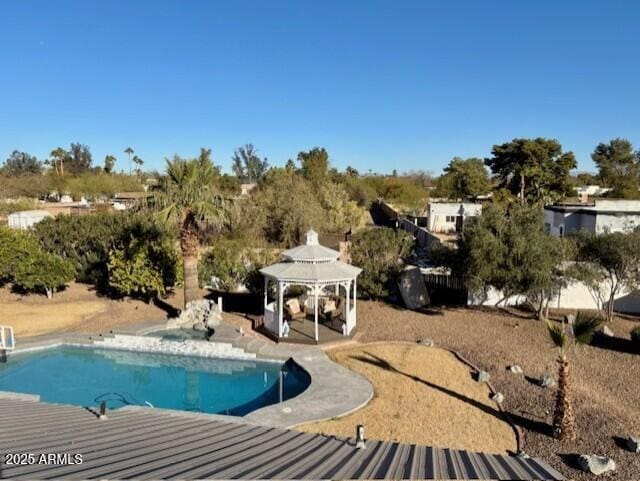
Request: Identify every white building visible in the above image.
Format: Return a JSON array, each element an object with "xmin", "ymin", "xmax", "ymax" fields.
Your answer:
[
  {"xmin": 426, "ymin": 202, "xmax": 483, "ymax": 233},
  {"xmin": 544, "ymin": 199, "xmax": 640, "ymax": 236},
  {"xmin": 7, "ymin": 210, "xmax": 53, "ymax": 230},
  {"xmin": 573, "ymin": 185, "xmax": 612, "ymax": 197}
]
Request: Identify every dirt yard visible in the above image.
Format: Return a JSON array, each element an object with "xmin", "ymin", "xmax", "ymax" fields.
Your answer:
[
  {"xmin": 0, "ymin": 283, "xmax": 182, "ymax": 337},
  {"xmin": 297, "ymin": 342, "xmax": 516, "ymax": 453},
  {"xmin": 355, "ymin": 301, "xmax": 640, "ymax": 480}
]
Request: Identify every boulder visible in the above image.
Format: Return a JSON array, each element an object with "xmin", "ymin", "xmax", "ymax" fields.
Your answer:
[
  {"xmin": 540, "ymin": 374, "xmax": 556, "ymax": 388},
  {"xmin": 627, "ymin": 436, "xmax": 640, "ymax": 453},
  {"xmin": 418, "ymin": 338, "xmax": 434, "ymax": 347},
  {"xmin": 564, "ymin": 314, "xmax": 576, "ymax": 325},
  {"xmin": 578, "ymin": 455, "xmax": 616, "ymax": 475},
  {"xmin": 508, "ymin": 365, "xmax": 523, "ymax": 374},
  {"xmin": 167, "ymin": 299, "xmax": 222, "ymax": 331},
  {"xmin": 490, "ymin": 392, "xmax": 504, "ymax": 404},
  {"xmin": 601, "ymin": 325, "xmax": 614, "ymax": 337},
  {"xmin": 477, "ymin": 371, "xmax": 490, "ymax": 383}
]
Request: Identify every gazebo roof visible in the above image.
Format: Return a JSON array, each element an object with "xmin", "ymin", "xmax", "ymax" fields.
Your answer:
[
  {"xmin": 260, "ymin": 229, "xmax": 361, "ymax": 283},
  {"xmin": 260, "ymin": 261, "xmax": 361, "ymax": 283},
  {"xmin": 281, "ymin": 229, "xmax": 340, "ymax": 263}
]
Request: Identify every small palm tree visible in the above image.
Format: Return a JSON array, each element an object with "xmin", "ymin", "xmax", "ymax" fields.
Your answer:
[
  {"xmin": 546, "ymin": 312, "xmax": 602, "ymax": 441},
  {"xmin": 153, "ymin": 155, "xmax": 230, "ymax": 309},
  {"xmin": 124, "ymin": 147, "xmax": 134, "ymax": 175}
]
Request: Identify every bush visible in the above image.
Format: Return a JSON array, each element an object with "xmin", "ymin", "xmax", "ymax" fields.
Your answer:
[
  {"xmin": 631, "ymin": 326, "xmax": 640, "ymax": 347},
  {"xmin": 350, "ymin": 227, "xmax": 414, "ymax": 299},
  {"xmin": 107, "ymin": 236, "xmax": 179, "ymax": 301},
  {"xmin": 14, "ymin": 250, "xmax": 75, "ymax": 298},
  {"xmin": 198, "ymin": 239, "xmax": 278, "ymax": 293},
  {"xmin": 0, "ymin": 226, "xmax": 40, "ymax": 284},
  {"xmin": 33, "ymin": 212, "xmax": 176, "ymax": 291}
]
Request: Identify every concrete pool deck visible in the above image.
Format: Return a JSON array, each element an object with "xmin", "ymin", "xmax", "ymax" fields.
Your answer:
[{"xmin": 2, "ymin": 321, "xmax": 374, "ymax": 429}]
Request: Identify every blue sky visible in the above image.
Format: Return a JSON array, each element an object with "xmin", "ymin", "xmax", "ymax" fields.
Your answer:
[{"xmin": 1, "ymin": 0, "xmax": 639, "ymax": 175}]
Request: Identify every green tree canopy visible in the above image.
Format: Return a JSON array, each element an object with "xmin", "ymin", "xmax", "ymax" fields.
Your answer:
[
  {"xmin": 2, "ymin": 150, "xmax": 42, "ymax": 176},
  {"xmin": 435, "ymin": 157, "xmax": 492, "ymax": 199},
  {"xmin": 298, "ymin": 147, "xmax": 329, "ymax": 184},
  {"xmin": 485, "ymin": 138, "xmax": 577, "ymax": 203},
  {"xmin": 591, "ymin": 138, "xmax": 640, "ymax": 198},
  {"xmin": 104, "ymin": 155, "xmax": 117, "ymax": 174},
  {"xmin": 350, "ymin": 227, "xmax": 414, "ymax": 299},
  {"xmin": 65, "ymin": 142, "xmax": 93, "ymax": 174},
  {"xmin": 14, "ymin": 250, "xmax": 75, "ymax": 299},
  {"xmin": 231, "ymin": 144, "xmax": 269, "ymax": 182}
]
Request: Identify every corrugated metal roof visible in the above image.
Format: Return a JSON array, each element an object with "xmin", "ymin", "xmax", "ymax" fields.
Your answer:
[{"xmin": 0, "ymin": 398, "xmax": 563, "ymax": 480}]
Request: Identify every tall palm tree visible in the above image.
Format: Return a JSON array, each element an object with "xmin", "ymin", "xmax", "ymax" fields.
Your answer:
[
  {"xmin": 153, "ymin": 155, "xmax": 229, "ymax": 309},
  {"xmin": 546, "ymin": 312, "xmax": 601, "ymax": 441},
  {"xmin": 50, "ymin": 147, "xmax": 67, "ymax": 176},
  {"xmin": 124, "ymin": 147, "xmax": 134, "ymax": 175}
]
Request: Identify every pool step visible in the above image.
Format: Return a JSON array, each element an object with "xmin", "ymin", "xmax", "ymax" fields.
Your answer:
[{"xmin": 90, "ymin": 334, "xmax": 257, "ymax": 361}]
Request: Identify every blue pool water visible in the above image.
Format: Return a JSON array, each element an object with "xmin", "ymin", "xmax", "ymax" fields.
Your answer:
[{"xmin": 0, "ymin": 346, "xmax": 310, "ymax": 416}]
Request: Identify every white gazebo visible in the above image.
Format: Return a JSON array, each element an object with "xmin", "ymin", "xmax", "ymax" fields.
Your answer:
[{"xmin": 260, "ymin": 230, "xmax": 361, "ymax": 343}]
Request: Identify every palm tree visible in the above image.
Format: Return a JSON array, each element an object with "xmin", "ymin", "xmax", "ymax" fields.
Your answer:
[
  {"xmin": 124, "ymin": 147, "xmax": 134, "ymax": 175},
  {"xmin": 50, "ymin": 147, "xmax": 67, "ymax": 176},
  {"xmin": 546, "ymin": 312, "xmax": 602, "ymax": 441},
  {"xmin": 153, "ymin": 155, "xmax": 229, "ymax": 309}
]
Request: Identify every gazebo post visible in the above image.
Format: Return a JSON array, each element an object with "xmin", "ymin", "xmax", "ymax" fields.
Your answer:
[
  {"xmin": 278, "ymin": 281, "xmax": 284, "ymax": 337},
  {"xmin": 314, "ymin": 286, "xmax": 319, "ymax": 342},
  {"xmin": 345, "ymin": 281, "xmax": 350, "ymax": 329},
  {"xmin": 263, "ymin": 277, "xmax": 268, "ymax": 308}
]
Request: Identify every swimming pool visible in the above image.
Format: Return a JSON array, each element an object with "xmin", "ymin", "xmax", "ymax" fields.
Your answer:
[{"xmin": 0, "ymin": 346, "xmax": 310, "ymax": 416}]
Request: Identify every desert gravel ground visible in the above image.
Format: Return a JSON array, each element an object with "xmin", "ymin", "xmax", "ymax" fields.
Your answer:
[
  {"xmin": 355, "ymin": 301, "xmax": 640, "ymax": 480},
  {"xmin": 297, "ymin": 342, "xmax": 517, "ymax": 453}
]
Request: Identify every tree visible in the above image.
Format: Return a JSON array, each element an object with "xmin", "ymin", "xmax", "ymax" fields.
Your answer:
[
  {"xmin": 443, "ymin": 203, "xmax": 570, "ymax": 313},
  {"xmin": 285, "ymin": 159, "xmax": 296, "ymax": 171},
  {"xmin": 14, "ymin": 250, "xmax": 75, "ymax": 298},
  {"xmin": 153, "ymin": 155, "xmax": 230, "ymax": 308},
  {"xmin": 345, "ymin": 166, "xmax": 359, "ymax": 177},
  {"xmin": 485, "ymin": 138, "xmax": 576, "ymax": 203},
  {"xmin": 0, "ymin": 226, "xmax": 40, "ymax": 284},
  {"xmin": 231, "ymin": 144, "xmax": 269, "ymax": 182},
  {"xmin": 107, "ymin": 235, "xmax": 179, "ymax": 301},
  {"xmin": 104, "ymin": 155, "xmax": 116, "ymax": 174},
  {"xmin": 570, "ymin": 230, "xmax": 640, "ymax": 322},
  {"xmin": 298, "ymin": 147, "xmax": 329, "ymax": 185},
  {"xmin": 124, "ymin": 147, "xmax": 134, "ymax": 175},
  {"xmin": 65, "ymin": 143, "xmax": 93, "ymax": 174},
  {"xmin": 49, "ymin": 147, "xmax": 67, "ymax": 176},
  {"xmin": 132, "ymin": 155, "xmax": 144, "ymax": 177},
  {"xmin": 436, "ymin": 157, "xmax": 491, "ymax": 199},
  {"xmin": 2, "ymin": 151, "xmax": 42, "ymax": 176},
  {"xmin": 350, "ymin": 228, "xmax": 414, "ymax": 299},
  {"xmin": 591, "ymin": 138, "xmax": 640, "ymax": 198},
  {"xmin": 546, "ymin": 312, "xmax": 602, "ymax": 441}
]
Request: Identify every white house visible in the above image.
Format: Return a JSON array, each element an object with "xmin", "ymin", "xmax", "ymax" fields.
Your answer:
[
  {"xmin": 573, "ymin": 185, "xmax": 612, "ymax": 197},
  {"xmin": 7, "ymin": 210, "xmax": 52, "ymax": 230},
  {"xmin": 426, "ymin": 202, "xmax": 483, "ymax": 233},
  {"xmin": 544, "ymin": 199, "xmax": 640, "ymax": 237}
]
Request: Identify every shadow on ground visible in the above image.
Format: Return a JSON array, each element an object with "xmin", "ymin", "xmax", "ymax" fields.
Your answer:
[{"xmin": 351, "ymin": 351, "xmax": 552, "ymax": 437}]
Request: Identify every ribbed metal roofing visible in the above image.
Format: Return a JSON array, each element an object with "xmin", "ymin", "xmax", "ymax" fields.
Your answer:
[{"xmin": 0, "ymin": 397, "xmax": 564, "ymax": 480}]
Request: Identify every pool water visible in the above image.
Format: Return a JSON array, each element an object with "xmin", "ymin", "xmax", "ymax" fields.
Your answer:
[{"xmin": 0, "ymin": 346, "xmax": 310, "ymax": 416}]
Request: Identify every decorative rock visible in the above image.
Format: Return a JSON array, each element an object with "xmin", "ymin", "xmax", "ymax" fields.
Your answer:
[
  {"xmin": 627, "ymin": 436, "xmax": 640, "ymax": 453},
  {"xmin": 540, "ymin": 374, "xmax": 556, "ymax": 388},
  {"xmin": 508, "ymin": 365, "xmax": 523, "ymax": 374},
  {"xmin": 564, "ymin": 314, "xmax": 576, "ymax": 325},
  {"xmin": 418, "ymin": 338, "xmax": 434, "ymax": 347},
  {"xmin": 578, "ymin": 455, "xmax": 616, "ymax": 475},
  {"xmin": 166, "ymin": 299, "xmax": 222, "ymax": 331},
  {"xmin": 601, "ymin": 326, "xmax": 614, "ymax": 337},
  {"xmin": 490, "ymin": 392, "xmax": 504, "ymax": 404},
  {"xmin": 477, "ymin": 371, "xmax": 490, "ymax": 383}
]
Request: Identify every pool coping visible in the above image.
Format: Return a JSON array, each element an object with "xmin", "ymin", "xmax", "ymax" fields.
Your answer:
[{"xmin": 1, "ymin": 324, "xmax": 374, "ymax": 429}]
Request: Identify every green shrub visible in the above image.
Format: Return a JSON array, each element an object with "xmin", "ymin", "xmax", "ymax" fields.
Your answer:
[
  {"xmin": 199, "ymin": 239, "xmax": 278, "ymax": 293},
  {"xmin": 14, "ymin": 250, "xmax": 75, "ymax": 298},
  {"xmin": 0, "ymin": 226, "xmax": 41, "ymax": 284},
  {"xmin": 350, "ymin": 227, "xmax": 414, "ymax": 299},
  {"xmin": 107, "ymin": 236, "xmax": 179, "ymax": 301},
  {"xmin": 33, "ymin": 212, "xmax": 176, "ymax": 290}
]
